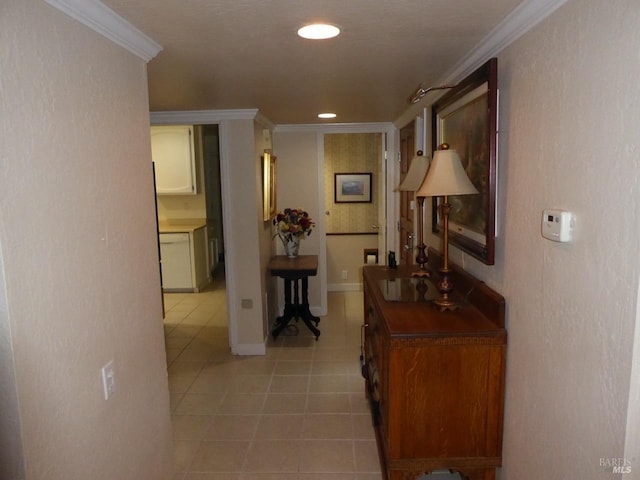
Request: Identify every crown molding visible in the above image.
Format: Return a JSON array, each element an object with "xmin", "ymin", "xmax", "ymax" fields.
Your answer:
[
  {"xmin": 150, "ymin": 109, "xmax": 260, "ymax": 125},
  {"xmin": 275, "ymin": 122, "xmax": 394, "ymax": 134},
  {"xmin": 442, "ymin": 0, "xmax": 569, "ymax": 85},
  {"xmin": 44, "ymin": 0, "xmax": 162, "ymax": 62}
]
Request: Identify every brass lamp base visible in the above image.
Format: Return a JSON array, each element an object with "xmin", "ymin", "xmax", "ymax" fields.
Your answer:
[
  {"xmin": 432, "ymin": 297, "xmax": 460, "ymax": 312},
  {"xmin": 431, "ymin": 268, "xmax": 460, "ymax": 311},
  {"xmin": 411, "ymin": 270, "xmax": 431, "ymax": 278},
  {"xmin": 410, "ymin": 241, "xmax": 430, "ymax": 278}
]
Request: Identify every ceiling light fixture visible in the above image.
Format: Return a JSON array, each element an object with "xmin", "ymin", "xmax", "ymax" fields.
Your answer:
[
  {"xmin": 318, "ymin": 113, "xmax": 337, "ymax": 119},
  {"xmin": 298, "ymin": 23, "xmax": 340, "ymax": 40}
]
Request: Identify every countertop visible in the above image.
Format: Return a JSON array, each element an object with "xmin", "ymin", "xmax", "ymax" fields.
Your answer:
[{"xmin": 158, "ymin": 218, "xmax": 207, "ymax": 233}]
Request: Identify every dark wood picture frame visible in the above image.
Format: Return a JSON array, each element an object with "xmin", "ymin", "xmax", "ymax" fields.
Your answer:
[
  {"xmin": 334, "ymin": 172, "xmax": 372, "ymax": 203},
  {"xmin": 431, "ymin": 58, "xmax": 498, "ymax": 265}
]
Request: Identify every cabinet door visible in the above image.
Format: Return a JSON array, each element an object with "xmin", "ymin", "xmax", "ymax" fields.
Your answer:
[
  {"xmin": 159, "ymin": 233, "xmax": 193, "ymax": 289},
  {"xmin": 151, "ymin": 125, "xmax": 197, "ymax": 195}
]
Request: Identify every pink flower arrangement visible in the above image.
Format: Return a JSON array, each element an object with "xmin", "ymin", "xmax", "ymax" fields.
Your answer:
[{"xmin": 273, "ymin": 208, "xmax": 315, "ymax": 242}]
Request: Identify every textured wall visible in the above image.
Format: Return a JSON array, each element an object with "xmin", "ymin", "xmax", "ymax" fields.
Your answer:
[
  {"xmin": 0, "ymin": 1, "xmax": 172, "ymax": 478},
  {"xmin": 423, "ymin": 0, "xmax": 640, "ymax": 477}
]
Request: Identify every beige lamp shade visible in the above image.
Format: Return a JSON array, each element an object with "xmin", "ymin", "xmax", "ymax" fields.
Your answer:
[
  {"xmin": 395, "ymin": 154, "xmax": 430, "ymax": 192},
  {"xmin": 416, "ymin": 148, "xmax": 478, "ymax": 197}
]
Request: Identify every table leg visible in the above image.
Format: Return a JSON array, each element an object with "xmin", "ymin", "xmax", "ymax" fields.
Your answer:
[
  {"xmin": 300, "ymin": 276, "xmax": 320, "ymax": 340},
  {"xmin": 272, "ymin": 279, "xmax": 295, "ymax": 339}
]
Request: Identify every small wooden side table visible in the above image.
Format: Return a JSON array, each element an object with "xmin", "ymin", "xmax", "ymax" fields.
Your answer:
[{"xmin": 268, "ymin": 255, "xmax": 320, "ymax": 340}]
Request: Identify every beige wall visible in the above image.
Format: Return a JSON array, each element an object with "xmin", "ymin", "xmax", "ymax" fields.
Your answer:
[
  {"xmin": 0, "ymin": 1, "xmax": 172, "ymax": 479},
  {"xmin": 221, "ymin": 119, "xmax": 266, "ymax": 351},
  {"xmin": 255, "ymin": 123, "xmax": 278, "ymax": 339},
  {"xmin": 423, "ymin": 0, "xmax": 640, "ymax": 476},
  {"xmin": 326, "ymin": 235, "xmax": 379, "ymax": 290},
  {"xmin": 271, "ymin": 131, "xmax": 323, "ymax": 313}
]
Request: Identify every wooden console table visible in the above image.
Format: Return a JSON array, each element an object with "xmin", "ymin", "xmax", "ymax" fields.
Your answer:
[
  {"xmin": 362, "ymin": 248, "xmax": 506, "ymax": 480},
  {"xmin": 268, "ymin": 255, "xmax": 320, "ymax": 340}
]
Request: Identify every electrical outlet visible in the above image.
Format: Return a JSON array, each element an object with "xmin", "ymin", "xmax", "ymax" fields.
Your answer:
[
  {"xmin": 101, "ymin": 360, "xmax": 116, "ymax": 400},
  {"xmin": 341, "ymin": 270, "xmax": 348, "ymax": 280}
]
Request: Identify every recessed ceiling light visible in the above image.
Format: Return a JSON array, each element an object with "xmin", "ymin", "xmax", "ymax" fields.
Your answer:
[
  {"xmin": 298, "ymin": 23, "xmax": 340, "ymax": 40},
  {"xmin": 318, "ymin": 113, "xmax": 337, "ymax": 119}
]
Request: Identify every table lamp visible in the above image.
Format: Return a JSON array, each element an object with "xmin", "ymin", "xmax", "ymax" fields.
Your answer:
[
  {"xmin": 395, "ymin": 151, "xmax": 430, "ymax": 275},
  {"xmin": 416, "ymin": 144, "xmax": 478, "ymax": 310}
]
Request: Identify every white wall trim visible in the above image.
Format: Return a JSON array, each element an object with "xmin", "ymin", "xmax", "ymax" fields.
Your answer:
[
  {"xmin": 44, "ymin": 0, "xmax": 162, "ymax": 62},
  {"xmin": 232, "ymin": 342, "xmax": 266, "ymax": 356},
  {"xmin": 441, "ymin": 0, "xmax": 569, "ymax": 84},
  {"xmin": 276, "ymin": 123, "xmax": 394, "ymax": 134},
  {"xmin": 151, "ymin": 109, "xmax": 260, "ymax": 125},
  {"xmin": 315, "ymin": 131, "xmax": 329, "ymax": 317}
]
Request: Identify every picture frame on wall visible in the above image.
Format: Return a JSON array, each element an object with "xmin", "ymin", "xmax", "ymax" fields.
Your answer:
[
  {"xmin": 334, "ymin": 172, "xmax": 372, "ymax": 203},
  {"xmin": 262, "ymin": 152, "xmax": 277, "ymax": 221},
  {"xmin": 431, "ymin": 58, "xmax": 498, "ymax": 265}
]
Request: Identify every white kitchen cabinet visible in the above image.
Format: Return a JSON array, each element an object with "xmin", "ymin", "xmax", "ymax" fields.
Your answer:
[{"xmin": 151, "ymin": 125, "xmax": 197, "ymax": 195}]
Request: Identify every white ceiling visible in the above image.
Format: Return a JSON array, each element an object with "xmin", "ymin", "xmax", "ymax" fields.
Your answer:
[{"xmin": 102, "ymin": 0, "xmax": 526, "ymax": 125}]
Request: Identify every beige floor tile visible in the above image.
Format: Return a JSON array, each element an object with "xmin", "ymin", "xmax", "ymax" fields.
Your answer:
[
  {"xmin": 227, "ymin": 357, "xmax": 277, "ymax": 375},
  {"xmin": 242, "ymin": 474, "xmax": 297, "ymax": 480},
  {"xmin": 351, "ymin": 414, "xmax": 376, "ymax": 439},
  {"xmin": 189, "ymin": 440, "xmax": 250, "ymax": 472},
  {"xmin": 282, "ymin": 335, "xmax": 317, "ymax": 348},
  {"xmin": 166, "ymin": 288, "xmax": 381, "ymax": 478},
  {"xmin": 277, "ymin": 346, "xmax": 315, "ymax": 361},
  {"xmin": 302, "ymin": 414, "xmax": 353, "ymax": 439},
  {"xmin": 185, "ymin": 473, "xmax": 240, "ymax": 480},
  {"xmin": 298, "ymin": 475, "xmax": 356, "ymax": 480},
  {"xmin": 170, "ymin": 391, "xmax": 186, "ymax": 413},
  {"xmin": 226, "ymin": 375, "xmax": 271, "ymax": 394},
  {"xmin": 175, "ymin": 393, "xmax": 225, "ymax": 415},
  {"xmin": 169, "ymin": 374, "xmax": 199, "ymax": 393},
  {"xmin": 307, "ymin": 393, "xmax": 351, "ymax": 414},
  {"xmin": 310, "ymin": 361, "xmax": 351, "ymax": 376},
  {"xmin": 299, "ymin": 440, "xmax": 355, "ymax": 473},
  {"xmin": 354, "ymin": 440, "xmax": 381, "ymax": 472},
  {"xmin": 349, "ymin": 393, "xmax": 371, "ymax": 414},
  {"xmin": 347, "ymin": 375, "xmax": 366, "ymax": 393},
  {"xmin": 204, "ymin": 415, "xmax": 259, "ymax": 441},
  {"xmin": 172, "ymin": 415, "xmax": 213, "ymax": 440},
  {"xmin": 243, "ymin": 439, "xmax": 300, "ymax": 472},
  {"xmin": 169, "ymin": 360, "xmax": 207, "ymax": 376},
  {"xmin": 217, "ymin": 394, "xmax": 266, "ymax": 414},
  {"xmin": 173, "ymin": 439, "xmax": 201, "ymax": 472},
  {"xmin": 188, "ymin": 372, "xmax": 232, "ymax": 394},
  {"xmin": 355, "ymin": 474, "xmax": 384, "ymax": 480},
  {"xmin": 314, "ymin": 348, "xmax": 358, "ymax": 362},
  {"xmin": 274, "ymin": 360, "xmax": 312, "ymax": 375},
  {"xmin": 308, "ymin": 375, "xmax": 350, "ymax": 393},
  {"xmin": 254, "ymin": 414, "xmax": 304, "ymax": 440},
  {"xmin": 269, "ymin": 375, "xmax": 308, "ymax": 393},
  {"xmin": 262, "ymin": 393, "xmax": 307, "ymax": 414}
]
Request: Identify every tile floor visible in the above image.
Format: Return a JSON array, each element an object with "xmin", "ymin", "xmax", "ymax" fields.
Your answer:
[{"xmin": 164, "ymin": 267, "xmax": 383, "ymax": 480}]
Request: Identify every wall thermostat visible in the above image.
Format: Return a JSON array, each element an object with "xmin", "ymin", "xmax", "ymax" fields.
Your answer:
[{"xmin": 542, "ymin": 209, "xmax": 574, "ymax": 242}]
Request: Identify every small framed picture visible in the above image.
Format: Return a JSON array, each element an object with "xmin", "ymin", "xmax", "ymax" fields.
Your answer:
[{"xmin": 334, "ymin": 173, "xmax": 372, "ymax": 203}]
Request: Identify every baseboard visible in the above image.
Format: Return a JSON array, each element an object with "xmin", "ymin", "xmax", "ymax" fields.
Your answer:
[
  {"xmin": 231, "ymin": 343, "xmax": 266, "ymax": 356},
  {"xmin": 328, "ymin": 283, "xmax": 362, "ymax": 292}
]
